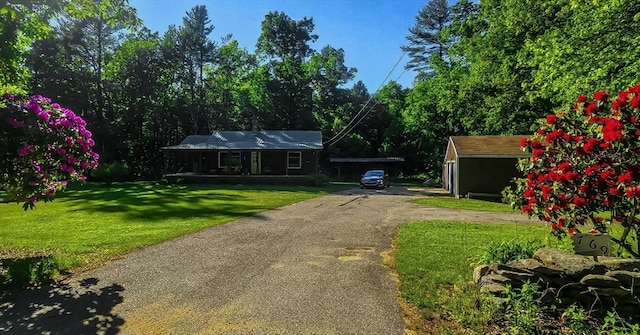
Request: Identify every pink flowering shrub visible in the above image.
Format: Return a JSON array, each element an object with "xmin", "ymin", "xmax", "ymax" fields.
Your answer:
[
  {"xmin": 505, "ymin": 85, "xmax": 640, "ymax": 258},
  {"xmin": 1, "ymin": 94, "xmax": 99, "ymax": 210}
]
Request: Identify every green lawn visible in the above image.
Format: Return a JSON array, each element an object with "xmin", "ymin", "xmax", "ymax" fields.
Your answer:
[
  {"xmin": 1, "ymin": 182, "xmax": 343, "ymax": 272},
  {"xmin": 394, "ymin": 220, "xmax": 557, "ymax": 332},
  {"xmin": 414, "ymin": 197, "xmax": 517, "ymax": 213}
]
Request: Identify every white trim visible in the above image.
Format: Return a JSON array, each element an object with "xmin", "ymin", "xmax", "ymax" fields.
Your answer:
[{"xmin": 287, "ymin": 151, "xmax": 302, "ymax": 169}]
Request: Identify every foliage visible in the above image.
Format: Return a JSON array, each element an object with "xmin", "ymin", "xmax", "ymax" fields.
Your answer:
[
  {"xmin": 439, "ymin": 281, "xmax": 497, "ymax": 331},
  {"xmin": 90, "ymin": 161, "xmax": 130, "ymax": 183},
  {"xmin": 0, "ymin": 255, "xmax": 58, "ymax": 289},
  {"xmin": 599, "ymin": 311, "xmax": 640, "ymax": 335},
  {"xmin": 0, "ymin": 94, "xmax": 99, "ymax": 210},
  {"xmin": 501, "ymin": 282, "xmax": 548, "ymax": 335},
  {"xmin": 306, "ymin": 172, "xmax": 330, "ymax": 187},
  {"xmin": 505, "ymin": 85, "xmax": 640, "ymax": 258},
  {"xmin": 476, "ymin": 239, "xmax": 543, "ymax": 265},
  {"xmin": 401, "ymin": 0, "xmax": 451, "ymax": 75}
]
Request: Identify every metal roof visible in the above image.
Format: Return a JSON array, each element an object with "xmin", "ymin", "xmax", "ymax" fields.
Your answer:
[
  {"xmin": 161, "ymin": 130, "xmax": 323, "ymax": 151},
  {"xmin": 444, "ymin": 135, "xmax": 530, "ymax": 161},
  {"xmin": 329, "ymin": 157, "xmax": 405, "ymax": 163}
]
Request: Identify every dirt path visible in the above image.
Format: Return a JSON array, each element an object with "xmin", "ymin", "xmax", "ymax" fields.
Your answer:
[{"xmin": 0, "ymin": 187, "xmax": 535, "ymax": 334}]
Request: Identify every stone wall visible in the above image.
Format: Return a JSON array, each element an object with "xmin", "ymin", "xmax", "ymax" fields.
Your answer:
[{"xmin": 474, "ymin": 247, "xmax": 640, "ymax": 318}]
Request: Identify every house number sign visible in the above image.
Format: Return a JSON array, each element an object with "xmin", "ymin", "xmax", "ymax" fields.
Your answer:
[{"xmin": 571, "ymin": 233, "xmax": 611, "ymax": 256}]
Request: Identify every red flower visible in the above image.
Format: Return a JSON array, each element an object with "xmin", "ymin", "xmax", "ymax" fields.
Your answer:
[
  {"xmin": 564, "ymin": 171, "xmax": 579, "ymax": 182},
  {"xmin": 568, "ymin": 227, "xmax": 578, "ymax": 235},
  {"xmin": 618, "ymin": 172, "xmax": 633, "ymax": 184},
  {"xmin": 546, "ymin": 114, "xmax": 558, "ymax": 125},
  {"xmin": 531, "ymin": 141, "xmax": 544, "ymax": 149},
  {"xmin": 582, "ymin": 138, "xmax": 600, "ymax": 153},
  {"xmin": 551, "ymin": 223, "xmax": 560, "ymax": 231},
  {"xmin": 520, "ymin": 137, "xmax": 529, "ymax": 147},
  {"xmin": 600, "ymin": 169, "xmax": 615, "ymax": 180},
  {"xmin": 578, "ymin": 185, "xmax": 589, "ymax": 193},
  {"xmin": 631, "ymin": 95, "xmax": 640, "ymax": 109},
  {"xmin": 532, "ymin": 149, "xmax": 544, "ymax": 159},
  {"xmin": 523, "ymin": 189, "xmax": 536, "ymax": 198},
  {"xmin": 585, "ymin": 102, "xmax": 598, "ymax": 115},
  {"xmin": 522, "ymin": 205, "xmax": 533, "ymax": 213},
  {"xmin": 594, "ymin": 91, "xmax": 608, "ymax": 101},
  {"xmin": 577, "ymin": 95, "xmax": 588, "ymax": 103},
  {"xmin": 585, "ymin": 164, "xmax": 601, "ymax": 176},
  {"xmin": 609, "ymin": 187, "xmax": 622, "ymax": 196},
  {"xmin": 572, "ymin": 197, "xmax": 587, "ymax": 207}
]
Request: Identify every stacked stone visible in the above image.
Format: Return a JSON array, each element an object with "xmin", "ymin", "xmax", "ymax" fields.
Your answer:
[{"xmin": 474, "ymin": 248, "xmax": 640, "ymax": 318}]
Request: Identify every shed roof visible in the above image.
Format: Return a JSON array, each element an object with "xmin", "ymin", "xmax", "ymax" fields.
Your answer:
[
  {"xmin": 161, "ymin": 130, "xmax": 323, "ymax": 151},
  {"xmin": 444, "ymin": 135, "xmax": 529, "ymax": 161}
]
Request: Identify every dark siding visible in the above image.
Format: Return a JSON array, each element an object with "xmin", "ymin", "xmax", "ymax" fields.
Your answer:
[
  {"xmin": 457, "ymin": 157, "xmax": 520, "ymax": 196},
  {"xmin": 261, "ymin": 151, "xmax": 317, "ymax": 175}
]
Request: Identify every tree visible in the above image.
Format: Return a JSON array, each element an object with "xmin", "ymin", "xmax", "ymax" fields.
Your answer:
[
  {"xmin": 401, "ymin": 0, "xmax": 451, "ymax": 76},
  {"xmin": 0, "ymin": 1, "xmax": 64, "ymax": 94},
  {"xmin": 256, "ymin": 11, "xmax": 318, "ymax": 130},
  {"xmin": 1, "ymin": 94, "xmax": 99, "ymax": 210},
  {"xmin": 178, "ymin": 5, "xmax": 217, "ymax": 134},
  {"xmin": 506, "ymin": 86, "xmax": 640, "ymax": 258}
]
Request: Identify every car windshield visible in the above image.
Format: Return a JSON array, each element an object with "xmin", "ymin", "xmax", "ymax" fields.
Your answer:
[{"xmin": 364, "ymin": 170, "xmax": 384, "ymax": 177}]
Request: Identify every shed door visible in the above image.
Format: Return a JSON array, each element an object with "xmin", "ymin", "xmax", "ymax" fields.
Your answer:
[
  {"xmin": 251, "ymin": 151, "xmax": 261, "ymax": 174},
  {"xmin": 448, "ymin": 162, "xmax": 455, "ymax": 195}
]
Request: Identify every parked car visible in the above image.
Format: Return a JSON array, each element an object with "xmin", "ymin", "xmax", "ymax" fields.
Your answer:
[{"xmin": 360, "ymin": 170, "xmax": 390, "ymax": 189}]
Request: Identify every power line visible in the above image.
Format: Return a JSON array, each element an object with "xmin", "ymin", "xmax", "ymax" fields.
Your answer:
[{"xmin": 323, "ymin": 52, "xmax": 406, "ymax": 146}]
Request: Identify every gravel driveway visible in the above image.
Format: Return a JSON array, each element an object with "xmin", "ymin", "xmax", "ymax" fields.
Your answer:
[{"xmin": 0, "ymin": 187, "xmax": 533, "ymax": 334}]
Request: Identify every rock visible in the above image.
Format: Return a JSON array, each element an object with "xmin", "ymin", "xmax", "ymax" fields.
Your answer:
[
  {"xmin": 473, "ymin": 264, "xmax": 492, "ymax": 284},
  {"xmin": 587, "ymin": 286, "xmax": 631, "ymax": 297},
  {"xmin": 505, "ymin": 258, "xmax": 561, "ymax": 276},
  {"xmin": 580, "ymin": 274, "xmax": 621, "ymax": 288},
  {"xmin": 496, "ymin": 269, "xmax": 536, "ymax": 283},
  {"xmin": 480, "ymin": 273, "xmax": 510, "ymax": 286},
  {"xmin": 605, "ymin": 270, "xmax": 640, "ymax": 288},
  {"xmin": 599, "ymin": 257, "xmax": 640, "ymax": 272},
  {"xmin": 534, "ymin": 247, "xmax": 608, "ymax": 279},
  {"xmin": 481, "ymin": 283, "xmax": 507, "ymax": 296}
]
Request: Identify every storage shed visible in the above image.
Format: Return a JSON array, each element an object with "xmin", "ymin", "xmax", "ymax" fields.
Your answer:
[{"xmin": 443, "ymin": 135, "xmax": 529, "ymax": 197}]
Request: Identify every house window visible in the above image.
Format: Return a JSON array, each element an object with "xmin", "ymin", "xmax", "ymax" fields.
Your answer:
[
  {"xmin": 219, "ymin": 151, "xmax": 241, "ymax": 168},
  {"xmin": 287, "ymin": 151, "xmax": 302, "ymax": 169}
]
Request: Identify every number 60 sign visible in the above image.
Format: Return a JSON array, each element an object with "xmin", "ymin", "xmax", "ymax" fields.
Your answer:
[{"xmin": 571, "ymin": 233, "xmax": 611, "ymax": 256}]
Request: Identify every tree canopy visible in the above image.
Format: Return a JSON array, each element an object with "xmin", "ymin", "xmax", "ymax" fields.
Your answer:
[{"xmin": 3, "ymin": 0, "xmax": 640, "ymax": 181}]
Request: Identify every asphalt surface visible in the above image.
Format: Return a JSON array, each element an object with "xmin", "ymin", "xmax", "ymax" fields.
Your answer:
[{"xmin": 0, "ymin": 187, "xmax": 534, "ymax": 335}]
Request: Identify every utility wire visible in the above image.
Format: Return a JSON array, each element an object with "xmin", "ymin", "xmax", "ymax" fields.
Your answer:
[{"xmin": 323, "ymin": 52, "xmax": 406, "ymax": 146}]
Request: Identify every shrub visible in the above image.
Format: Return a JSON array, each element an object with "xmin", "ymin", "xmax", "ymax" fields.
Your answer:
[
  {"xmin": 307, "ymin": 172, "xmax": 330, "ymax": 187},
  {"xmin": 477, "ymin": 239, "xmax": 544, "ymax": 264},
  {"xmin": 505, "ymin": 85, "xmax": 640, "ymax": 258},
  {"xmin": 0, "ymin": 94, "xmax": 99, "ymax": 209},
  {"xmin": 90, "ymin": 161, "xmax": 130, "ymax": 183}
]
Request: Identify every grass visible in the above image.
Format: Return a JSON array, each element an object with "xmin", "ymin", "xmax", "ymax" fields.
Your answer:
[
  {"xmin": 414, "ymin": 197, "xmax": 516, "ymax": 213},
  {"xmin": 394, "ymin": 220, "xmax": 561, "ymax": 332},
  {"xmin": 0, "ymin": 182, "xmax": 344, "ymax": 276}
]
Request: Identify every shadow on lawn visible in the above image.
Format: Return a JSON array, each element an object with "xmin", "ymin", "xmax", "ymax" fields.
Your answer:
[
  {"xmin": 56, "ymin": 182, "xmax": 285, "ymax": 221},
  {"xmin": 0, "ymin": 278, "xmax": 124, "ymax": 334}
]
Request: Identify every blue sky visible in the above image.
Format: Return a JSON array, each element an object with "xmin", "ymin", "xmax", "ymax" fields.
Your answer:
[{"xmin": 128, "ymin": 0, "xmax": 426, "ymax": 91}]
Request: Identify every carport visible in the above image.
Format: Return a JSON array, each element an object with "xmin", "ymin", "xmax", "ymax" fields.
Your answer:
[{"xmin": 329, "ymin": 157, "xmax": 405, "ymax": 181}]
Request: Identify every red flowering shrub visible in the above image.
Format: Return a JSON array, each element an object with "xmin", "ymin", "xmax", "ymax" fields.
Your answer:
[
  {"xmin": 1, "ymin": 94, "xmax": 99, "ymax": 210},
  {"xmin": 505, "ymin": 85, "xmax": 640, "ymax": 258}
]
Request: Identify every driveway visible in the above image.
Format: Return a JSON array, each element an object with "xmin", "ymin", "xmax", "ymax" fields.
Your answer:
[{"xmin": 0, "ymin": 187, "xmax": 533, "ymax": 334}]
